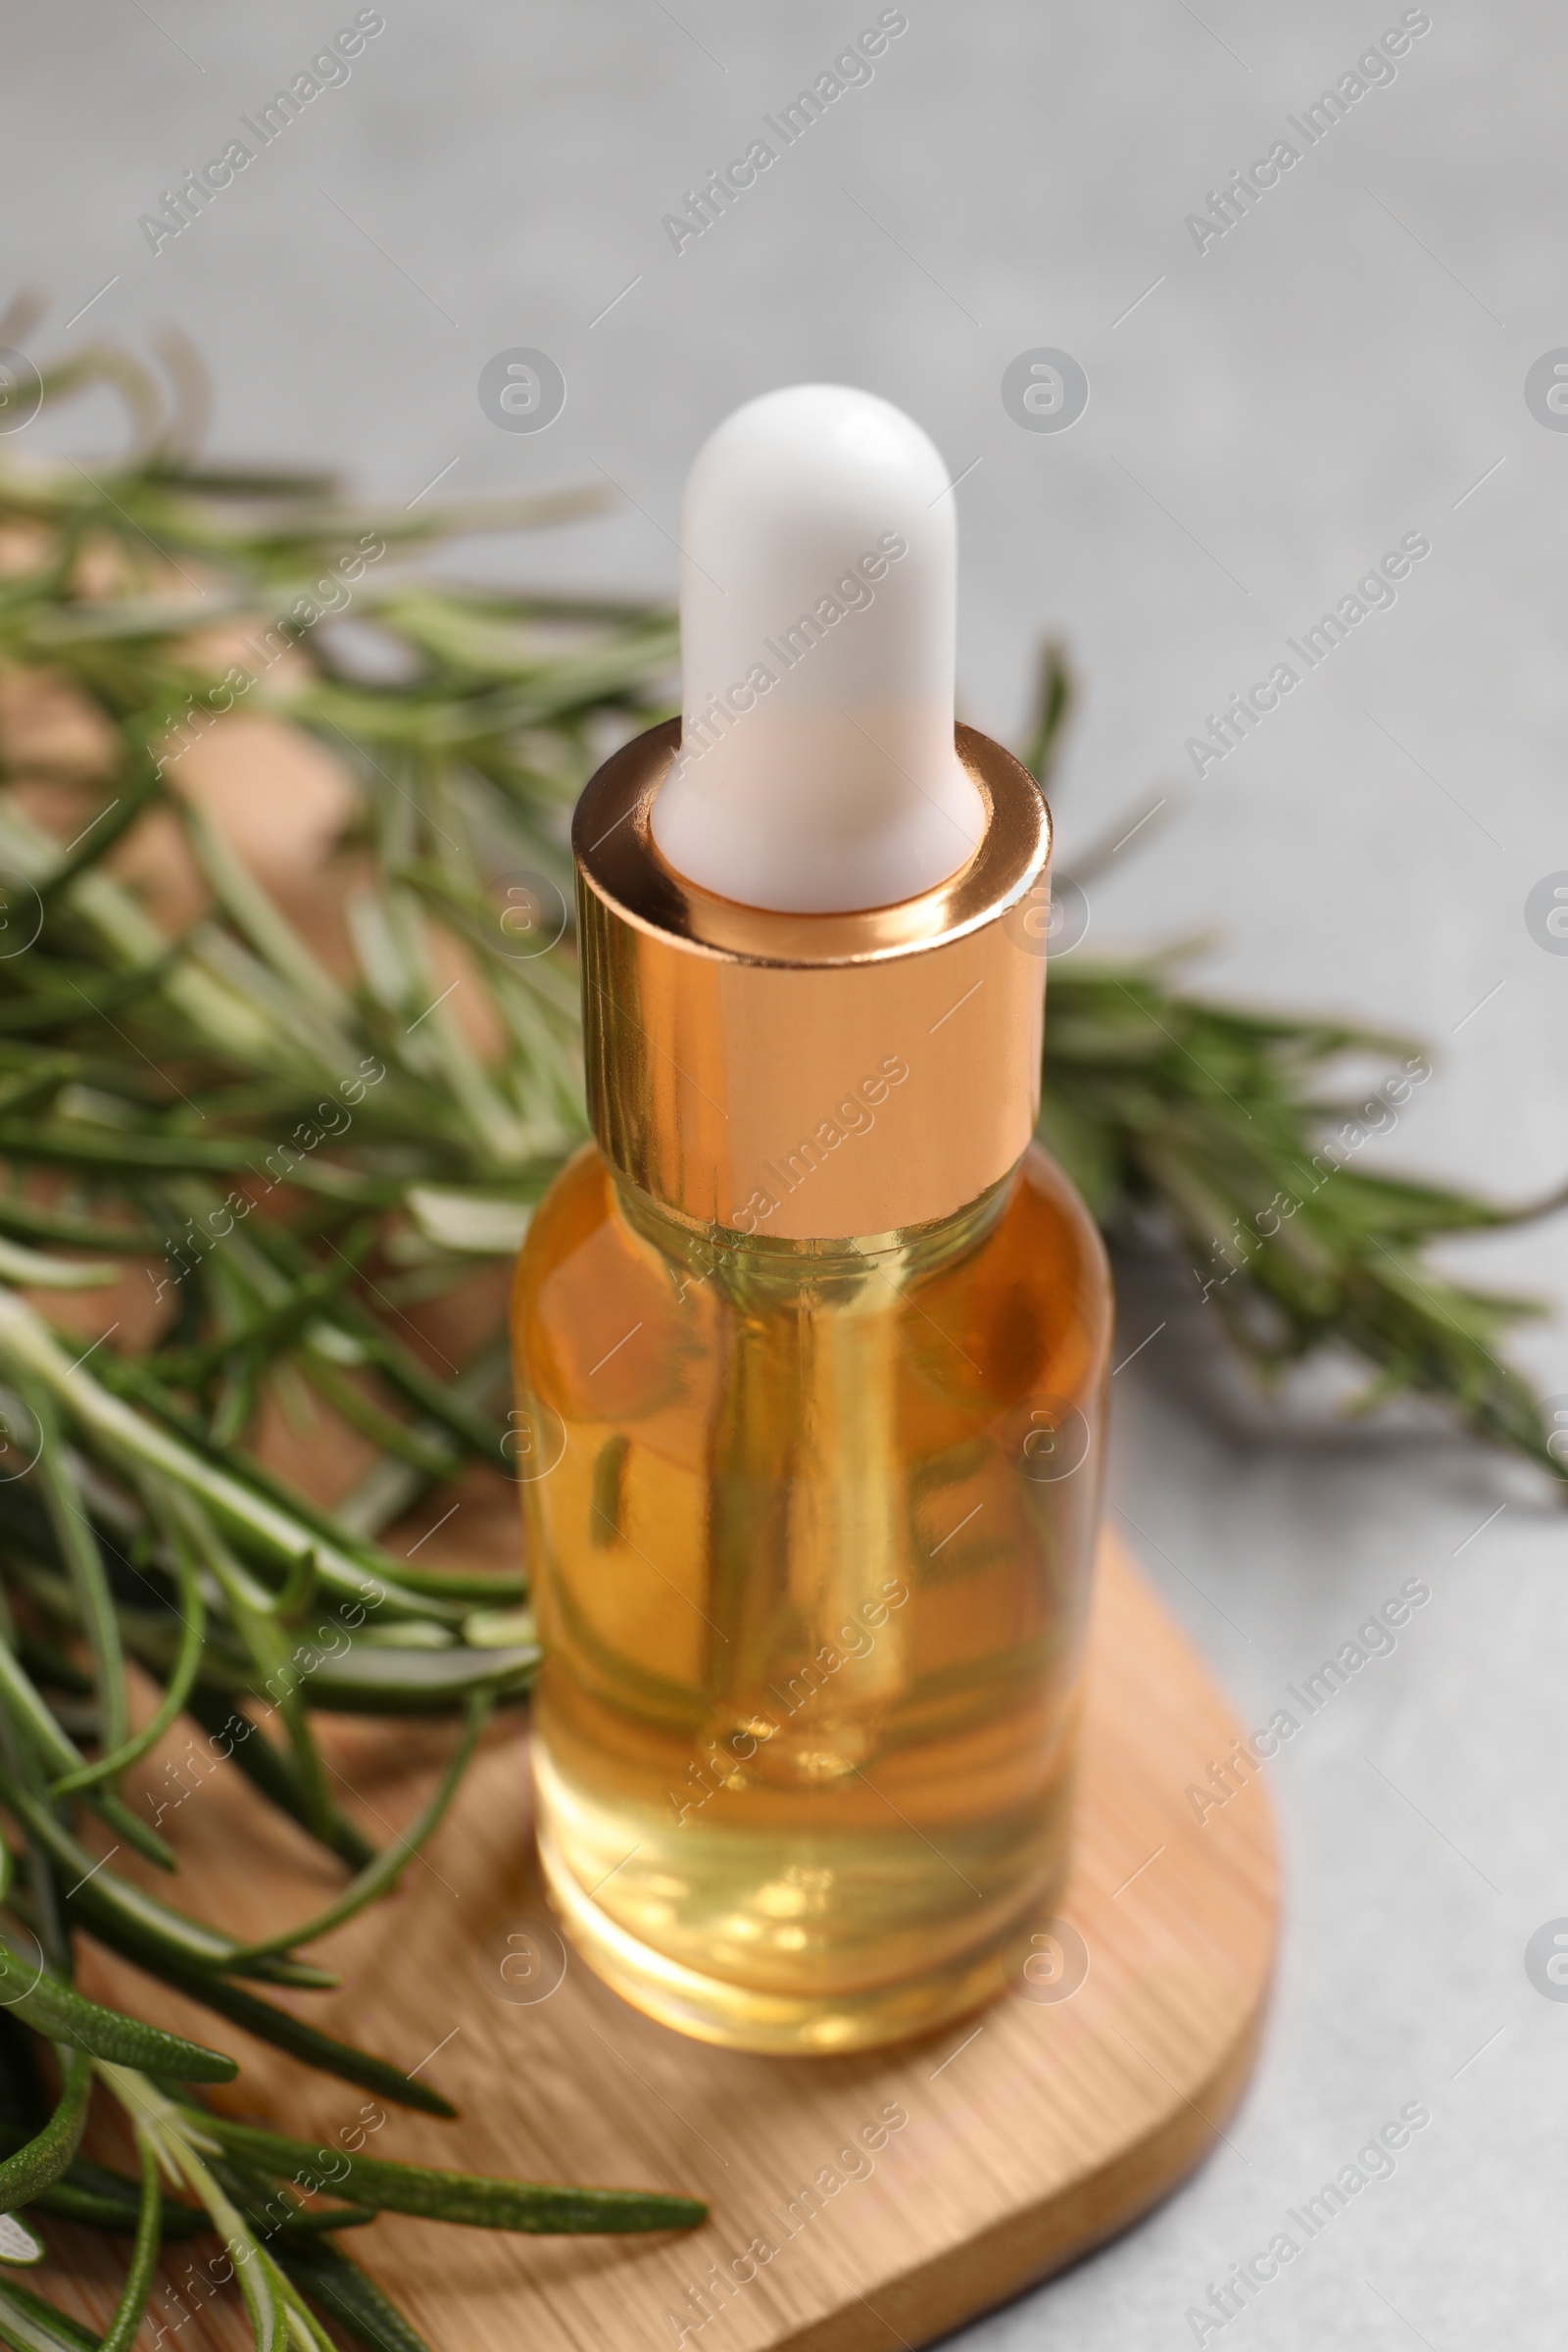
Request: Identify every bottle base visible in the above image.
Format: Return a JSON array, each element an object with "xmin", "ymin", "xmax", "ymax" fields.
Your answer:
[{"xmin": 537, "ymin": 1813, "xmax": 1048, "ymax": 2056}]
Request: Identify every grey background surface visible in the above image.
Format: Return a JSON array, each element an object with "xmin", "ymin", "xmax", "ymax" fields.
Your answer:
[{"xmin": 5, "ymin": 2, "xmax": 1566, "ymax": 2342}]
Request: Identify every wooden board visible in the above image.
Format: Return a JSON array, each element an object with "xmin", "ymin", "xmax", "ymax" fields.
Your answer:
[{"xmin": 38, "ymin": 1529, "xmax": 1275, "ymax": 2350}]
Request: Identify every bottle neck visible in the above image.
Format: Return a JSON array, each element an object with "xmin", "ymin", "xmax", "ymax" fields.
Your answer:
[{"xmin": 610, "ymin": 1160, "xmax": 1013, "ymax": 1310}]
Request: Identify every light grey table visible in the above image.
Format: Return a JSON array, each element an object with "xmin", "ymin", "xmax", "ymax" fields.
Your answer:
[{"xmin": 6, "ymin": 3, "xmax": 1565, "ymax": 2341}]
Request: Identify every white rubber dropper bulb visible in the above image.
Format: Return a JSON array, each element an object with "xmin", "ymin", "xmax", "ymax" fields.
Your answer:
[{"xmin": 649, "ymin": 384, "xmax": 986, "ymax": 914}]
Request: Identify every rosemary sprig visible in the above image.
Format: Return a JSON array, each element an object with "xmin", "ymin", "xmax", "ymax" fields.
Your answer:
[
  {"xmin": 1016, "ymin": 645, "xmax": 1567, "ymax": 1487},
  {"xmin": 0, "ymin": 332, "xmax": 700, "ymax": 2352}
]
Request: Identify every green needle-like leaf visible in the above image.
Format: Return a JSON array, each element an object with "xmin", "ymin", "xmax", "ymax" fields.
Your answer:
[
  {"xmin": 50, "ymin": 1497, "xmax": 205, "ymax": 1796},
  {"xmin": 188, "ymin": 2113, "xmax": 708, "ymax": 2234},
  {"xmin": 273, "ymin": 2235, "xmax": 433, "ymax": 2352},
  {"xmin": 212, "ymin": 2157, "xmax": 378, "ymax": 2240},
  {"xmin": 26, "ymin": 2152, "xmax": 208, "ymax": 2238},
  {"xmin": 102, "ymin": 1949, "xmax": 455, "ymax": 2117},
  {"xmin": 96, "ymin": 2132, "xmax": 161, "ymax": 2352},
  {"xmin": 0, "ymin": 2280, "xmax": 103, "ymax": 2352},
  {"xmin": 225, "ymin": 1693, "xmax": 490, "ymax": 1961},
  {"xmin": 0, "ymin": 2046, "xmax": 91, "ymax": 2211},
  {"xmin": 0, "ymin": 1291, "xmax": 460, "ymax": 1625},
  {"xmin": 15, "ymin": 1383, "xmax": 127, "ymax": 1765},
  {"xmin": 0, "ymin": 1769, "xmax": 334, "ymax": 1987},
  {"xmin": 0, "ymin": 1939, "xmax": 235, "ymax": 2081},
  {"xmin": 180, "ymin": 1683, "xmax": 377, "ymax": 1871}
]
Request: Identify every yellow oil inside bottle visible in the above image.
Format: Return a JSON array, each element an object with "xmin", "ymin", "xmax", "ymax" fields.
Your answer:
[{"xmin": 512, "ymin": 1139, "xmax": 1110, "ymax": 2053}]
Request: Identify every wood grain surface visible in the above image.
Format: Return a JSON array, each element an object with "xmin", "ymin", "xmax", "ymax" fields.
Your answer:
[{"xmin": 39, "ymin": 1528, "xmax": 1277, "ymax": 2352}]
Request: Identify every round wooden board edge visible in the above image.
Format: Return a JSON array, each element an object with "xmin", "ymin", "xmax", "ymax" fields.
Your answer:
[
  {"xmin": 777, "ymin": 1532, "xmax": 1280, "ymax": 2352},
  {"xmin": 780, "ymin": 1981, "xmax": 1269, "ymax": 2352}
]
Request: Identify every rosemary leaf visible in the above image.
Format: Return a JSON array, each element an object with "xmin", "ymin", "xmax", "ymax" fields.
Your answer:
[
  {"xmin": 0, "ymin": 2046, "xmax": 91, "ymax": 2210},
  {"xmin": 271, "ymin": 2236, "xmax": 433, "ymax": 2352},
  {"xmin": 223, "ymin": 1693, "xmax": 489, "ymax": 1962},
  {"xmin": 187, "ymin": 2113, "xmax": 708, "ymax": 2234},
  {"xmin": 0, "ymin": 2279, "xmax": 102, "ymax": 2352},
  {"xmin": 95, "ymin": 2132, "xmax": 160, "ymax": 2352},
  {"xmin": 0, "ymin": 1940, "xmax": 235, "ymax": 2082}
]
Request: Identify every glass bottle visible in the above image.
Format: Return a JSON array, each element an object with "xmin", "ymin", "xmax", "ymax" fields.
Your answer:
[{"xmin": 511, "ymin": 721, "xmax": 1111, "ymax": 2053}]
